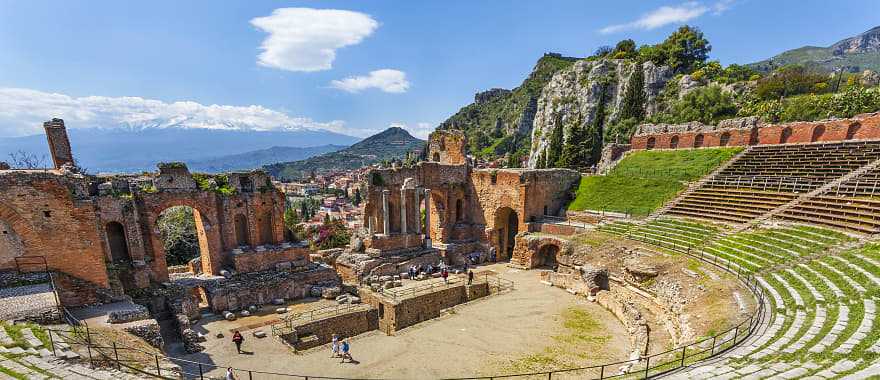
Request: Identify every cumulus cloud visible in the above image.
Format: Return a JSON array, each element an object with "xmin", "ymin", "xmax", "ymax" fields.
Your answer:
[
  {"xmin": 598, "ymin": 1, "xmax": 734, "ymax": 34},
  {"xmin": 0, "ymin": 87, "xmax": 346, "ymax": 137},
  {"xmin": 330, "ymin": 69, "xmax": 410, "ymax": 93},
  {"xmin": 250, "ymin": 8, "xmax": 379, "ymax": 72}
]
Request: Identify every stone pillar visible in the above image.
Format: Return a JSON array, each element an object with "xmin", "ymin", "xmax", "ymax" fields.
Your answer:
[
  {"xmin": 400, "ymin": 188, "xmax": 408, "ymax": 234},
  {"xmin": 382, "ymin": 190, "xmax": 390, "ymax": 235},
  {"xmin": 414, "ymin": 188, "xmax": 421, "ymax": 235},
  {"xmin": 43, "ymin": 118, "xmax": 75, "ymax": 169},
  {"xmin": 367, "ymin": 212, "xmax": 373, "ymax": 235},
  {"xmin": 423, "ymin": 188, "xmax": 432, "ymax": 247}
]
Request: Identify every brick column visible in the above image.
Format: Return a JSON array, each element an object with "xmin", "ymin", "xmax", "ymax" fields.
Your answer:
[{"xmin": 382, "ymin": 189, "xmax": 390, "ymax": 235}]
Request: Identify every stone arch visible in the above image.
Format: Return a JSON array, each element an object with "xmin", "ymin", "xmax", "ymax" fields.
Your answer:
[
  {"xmin": 105, "ymin": 222, "xmax": 131, "ymax": 263},
  {"xmin": 150, "ymin": 200, "xmax": 216, "ymax": 276},
  {"xmin": 646, "ymin": 137, "xmax": 656, "ymax": 150},
  {"xmin": 259, "ymin": 211, "xmax": 274, "ymax": 245},
  {"xmin": 719, "ymin": 132, "xmax": 731, "ymax": 146},
  {"xmin": 669, "ymin": 135, "xmax": 679, "ymax": 149},
  {"xmin": 780, "ymin": 127, "xmax": 792, "ymax": 143},
  {"xmin": 846, "ymin": 122, "xmax": 861, "ymax": 140},
  {"xmin": 494, "ymin": 207, "xmax": 519, "ymax": 261},
  {"xmin": 455, "ymin": 199, "xmax": 463, "ymax": 222},
  {"xmin": 0, "ymin": 202, "xmax": 35, "ymax": 270},
  {"xmin": 535, "ymin": 243, "xmax": 560, "ymax": 269},
  {"xmin": 693, "ymin": 134, "xmax": 705, "ymax": 148},
  {"xmin": 234, "ymin": 214, "xmax": 249, "ymax": 247},
  {"xmin": 811, "ymin": 125, "xmax": 825, "ymax": 142}
]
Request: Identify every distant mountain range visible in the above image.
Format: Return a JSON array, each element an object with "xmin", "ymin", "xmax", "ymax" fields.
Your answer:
[
  {"xmin": 0, "ymin": 128, "xmax": 360, "ymax": 173},
  {"xmin": 265, "ymin": 127, "xmax": 425, "ymax": 180},
  {"xmin": 749, "ymin": 25, "xmax": 880, "ymax": 73}
]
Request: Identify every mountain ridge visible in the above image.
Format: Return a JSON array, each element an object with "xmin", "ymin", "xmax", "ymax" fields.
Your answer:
[{"xmin": 749, "ymin": 25, "xmax": 880, "ymax": 73}]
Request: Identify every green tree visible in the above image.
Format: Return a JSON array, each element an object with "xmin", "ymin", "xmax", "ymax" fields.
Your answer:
[
  {"xmin": 546, "ymin": 117, "xmax": 564, "ymax": 167},
  {"xmin": 619, "ymin": 63, "xmax": 646, "ymax": 122},
  {"xmin": 655, "ymin": 85, "xmax": 738, "ymax": 124},
  {"xmin": 755, "ymin": 65, "xmax": 830, "ymax": 100},
  {"xmin": 661, "ymin": 26, "xmax": 711, "ymax": 73},
  {"xmin": 611, "ymin": 39, "xmax": 637, "ymax": 59},
  {"xmin": 157, "ymin": 206, "xmax": 199, "ymax": 266},
  {"xmin": 352, "ymin": 188, "xmax": 362, "ymax": 206}
]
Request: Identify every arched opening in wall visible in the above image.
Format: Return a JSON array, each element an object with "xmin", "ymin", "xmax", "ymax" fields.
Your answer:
[
  {"xmin": 439, "ymin": 138, "xmax": 446, "ymax": 151},
  {"xmin": 494, "ymin": 207, "xmax": 519, "ymax": 261},
  {"xmin": 811, "ymin": 125, "xmax": 826, "ymax": 142},
  {"xmin": 847, "ymin": 123, "xmax": 861, "ymax": 140},
  {"xmin": 535, "ymin": 244, "xmax": 559, "ymax": 270},
  {"xmin": 780, "ymin": 127, "xmax": 792, "ymax": 144},
  {"xmin": 670, "ymin": 136, "xmax": 679, "ymax": 149},
  {"xmin": 156, "ymin": 206, "xmax": 206, "ymax": 267},
  {"xmin": 259, "ymin": 211, "xmax": 274, "ymax": 245},
  {"xmin": 432, "ymin": 153, "xmax": 440, "ymax": 162},
  {"xmin": 455, "ymin": 199, "xmax": 463, "ymax": 222},
  {"xmin": 719, "ymin": 132, "xmax": 731, "ymax": 147},
  {"xmin": 693, "ymin": 134, "xmax": 704, "ymax": 148},
  {"xmin": 0, "ymin": 219, "xmax": 25, "ymax": 270},
  {"xmin": 106, "ymin": 222, "xmax": 131, "ymax": 263},
  {"xmin": 646, "ymin": 137, "xmax": 656, "ymax": 150},
  {"xmin": 234, "ymin": 214, "xmax": 249, "ymax": 247},
  {"xmin": 749, "ymin": 128, "xmax": 760, "ymax": 145}
]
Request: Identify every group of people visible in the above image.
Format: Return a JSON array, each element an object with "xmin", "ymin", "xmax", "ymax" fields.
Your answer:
[
  {"xmin": 408, "ymin": 263, "xmax": 452, "ymax": 284},
  {"xmin": 331, "ymin": 334, "xmax": 354, "ymax": 363}
]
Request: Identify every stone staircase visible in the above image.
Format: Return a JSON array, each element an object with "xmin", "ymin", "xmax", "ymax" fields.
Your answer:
[{"xmin": 648, "ymin": 146, "xmax": 754, "ymax": 221}]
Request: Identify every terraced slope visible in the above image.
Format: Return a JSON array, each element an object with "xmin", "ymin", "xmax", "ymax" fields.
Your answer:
[{"xmin": 598, "ymin": 217, "xmax": 723, "ymax": 250}]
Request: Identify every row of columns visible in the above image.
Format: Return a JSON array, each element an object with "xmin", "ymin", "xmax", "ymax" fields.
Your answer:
[{"xmin": 377, "ymin": 187, "xmax": 431, "ymax": 244}]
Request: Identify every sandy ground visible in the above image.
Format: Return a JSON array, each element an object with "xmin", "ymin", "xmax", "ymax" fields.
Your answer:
[{"xmin": 178, "ymin": 263, "xmax": 630, "ymax": 380}]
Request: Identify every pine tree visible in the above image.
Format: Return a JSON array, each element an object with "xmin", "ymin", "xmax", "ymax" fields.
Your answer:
[
  {"xmin": 588, "ymin": 83, "xmax": 609, "ymax": 165},
  {"xmin": 546, "ymin": 117, "xmax": 564, "ymax": 167},
  {"xmin": 560, "ymin": 116, "xmax": 589, "ymax": 169},
  {"xmin": 619, "ymin": 63, "xmax": 646, "ymax": 122},
  {"xmin": 353, "ymin": 188, "xmax": 362, "ymax": 206}
]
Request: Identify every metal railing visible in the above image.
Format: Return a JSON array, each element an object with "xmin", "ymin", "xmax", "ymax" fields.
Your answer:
[{"xmin": 46, "ymin": 239, "xmax": 763, "ymax": 380}]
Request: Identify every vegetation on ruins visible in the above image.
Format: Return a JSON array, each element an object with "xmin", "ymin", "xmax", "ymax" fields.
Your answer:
[
  {"xmin": 7, "ymin": 150, "xmax": 48, "ymax": 169},
  {"xmin": 568, "ymin": 147, "xmax": 742, "ymax": 215},
  {"xmin": 309, "ymin": 218, "xmax": 351, "ymax": 250},
  {"xmin": 192, "ymin": 173, "xmax": 237, "ymax": 196},
  {"xmin": 650, "ymin": 85, "xmax": 739, "ymax": 125},
  {"xmin": 156, "ymin": 206, "xmax": 199, "ymax": 266}
]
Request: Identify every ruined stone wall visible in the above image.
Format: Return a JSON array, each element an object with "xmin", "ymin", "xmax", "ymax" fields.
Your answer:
[
  {"xmin": 0, "ymin": 171, "xmax": 109, "ymax": 291},
  {"xmin": 372, "ymin": 282, "xmax": 488, "ymax": 334},
  {"xmin": 427, "ymin": 130, "xmax": 467, "ymax": 165},
  {"xmin": 43, "ymin": 119, "xmax": 74, "ymax": 169},
  {"xmin": 231, "ymin": 245, "xmax": 311, "ymax": 273},
  {"xmin": 205, "ymin": 266, "xmax": 339, "ymax": 312},
  {"xmin": 630, "ymin": 113, "xmax": 880, "ymax": 150},
  {"xmin": 288, "ymin": 307, "xmax": 378, "ymax": 350}
]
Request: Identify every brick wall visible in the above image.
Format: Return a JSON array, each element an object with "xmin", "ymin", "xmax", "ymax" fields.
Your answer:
[
  {"xmin": 371, "ymin": 282, "xmax": 489, "ymax": 334},
  {"xmin": 631, "ymin": 113, "xmax": 880, "ymax": 150},
  {"xmin": 231, "ymin": 245, "xmax": 311, "ymax": 273},
  {"xmin": 428, "ymin": 130, "xmax": 467, "ymax": 165},
  {"xmin": 286, "ymin": 306, "xmax": 379, "ymax": 350}
]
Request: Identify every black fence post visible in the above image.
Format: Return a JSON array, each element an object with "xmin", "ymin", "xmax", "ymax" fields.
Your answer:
[
  {"xmin": 680, "ymin": 346, "xmax": 686, "ymax": 367},
  {"xmin": 600, "ymin": 365, "xmax": 605, "ymax": 379},
  {"xmin": 48, "ymin": 329, "xmax": 56, "ymax": 357},
  {"xmin": 644, "ymin": 355, "xmax": 650, "ymax": 379},
  {"xmin": 199, "ymin": 363, "xmax": 204, "ymax": 380},
  {"xmin": 155, "ymin": 354, "xmax": 161, "ymax": 376},
  {"xmin": 249, "ymin": 370, "xmax": 253, "ymax": 380},
  {"xmin": 113, "ymin": 342, "xmax": 120, "ymax": 370},
  {"xmin": 86, "ymin": 343, "xmax": 93, "ymax": 368}
]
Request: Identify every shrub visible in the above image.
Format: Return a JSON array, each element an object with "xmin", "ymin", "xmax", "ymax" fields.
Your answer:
[
  {"xmin": 754, "ymin": 65, "xmax": 831, "ymax": 100},
  {"xmin": 652, "ymin": 85, "xmax": 738, "ymax": 124}
]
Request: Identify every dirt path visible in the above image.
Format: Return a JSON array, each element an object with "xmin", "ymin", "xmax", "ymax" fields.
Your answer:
[{"xmin": 185, "ymin": 264, "xmax": 630, "ymax": 379}]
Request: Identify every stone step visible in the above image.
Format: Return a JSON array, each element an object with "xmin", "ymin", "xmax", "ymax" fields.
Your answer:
[
  {"xmin": 811, "ymin": 304, "xmax": 849, "ymax": 353},
  {"xmin": 834, "ymin": 299, "xmax": 876, "ymax": 354},
  {"xmin": 752, "ymin": 310, "xmax": 806, "ymax": 359},
  {"xmin": 785, "ymin": 269, "xmax": 825, "ymax": 303},
  {"xmin": 798, "ymin": 263, "xmax": 845, "ymax": 298},
  {"xmin": 771, "ymin": 273, "xmax": 804, "ymax": 307},
  {"xmin": 20, "ymin": 328, "xmax": 43, "ymax": 349},
  {"xmin": 0, "ymin": 326, "xmax": 13, "ymax": 347},
  {"xmin": 785, "ymin": 306, "xmax": 826, "ymax": 353},
  {"xmin": 815, "ymin": 260, "xmax": 867, "ymax": 293}
]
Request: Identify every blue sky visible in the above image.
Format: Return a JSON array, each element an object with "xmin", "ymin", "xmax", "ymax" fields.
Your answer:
[{"xmin": 0, "ymin": 0, "xmax": 877, "ymax": 139}]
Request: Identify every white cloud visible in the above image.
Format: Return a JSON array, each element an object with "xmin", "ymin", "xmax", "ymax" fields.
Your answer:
[
  {"xmin": 330, "ymin": 69, "xmax": 410, "ymax": 93},
  {"xmin": 0, "ymin": 87, "xmax": 347, "ymax": 137},
  {"xmin": 389, "ymin": 122, "xmax": 434, "ymax": 139},
  {"xmin": 598, "ymin": 1, "xmax": 734, "ymax": 34},
  {"xmin": 250, "ymin": 8, "xmax": 379, "ymax": 72}
]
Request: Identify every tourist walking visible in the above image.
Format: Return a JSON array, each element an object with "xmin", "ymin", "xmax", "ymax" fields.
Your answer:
[
  {"xmin": 441, "ymin": 267, "xmax": 449, "ymax": 284},
  {"xmin": 489, "ymin": 246, "xmax": 497, "ymax": 262},
  {"xmin": 339, "ymin": 339, "xmax": 353, "ymax": 363},
  {"xmin": 468, "ymin": 270, "xmax": 474, "ymax": 285},
  {"xmin": 331, "ymin": 334, "xmax": 340, "ymax": 358},
  {"xmin": 232, "ymin": 331, "xmax": 244, "ymax": 354},
  {"xmin": 226, "ymin": 367, "xmax": 237, "ymax": 380}
]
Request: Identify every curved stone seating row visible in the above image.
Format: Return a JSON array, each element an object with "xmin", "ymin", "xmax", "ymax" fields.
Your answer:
[{"xmin": 598, "ymin": 217, "xmax": 721, "ymax": 250}]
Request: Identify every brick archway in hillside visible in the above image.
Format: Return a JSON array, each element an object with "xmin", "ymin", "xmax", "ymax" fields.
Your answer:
[
  {"xmin": 0, "ymin": 201, "xmax": 37, "ymax": 271},
  {"xmin": 493, "ymin": 207, "xmax": 519, "ymax": 261}
]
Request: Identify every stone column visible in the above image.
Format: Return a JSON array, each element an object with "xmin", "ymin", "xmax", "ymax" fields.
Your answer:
[
  {"xmin": 400, "ymin": 188, "xmax": 407, "ymax": 234},
  {"xmin": 382, "ymin": 189, "xmax": 390, "ymax": 235},
  {"xmin": 423, "ymin": 188, "xmax": 432, "ymax": 247},
  {"xmin": 414, "ymin": 188, "xmax": 421, "ymax": 235}
]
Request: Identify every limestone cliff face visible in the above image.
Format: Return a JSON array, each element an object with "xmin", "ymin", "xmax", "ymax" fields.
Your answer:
[{"xmin": 527, "ymin": 59, "xmax": 672, "ymax": 168}]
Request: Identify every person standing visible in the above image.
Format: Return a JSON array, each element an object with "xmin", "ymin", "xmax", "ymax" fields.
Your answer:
[
  {"xmin": 331, "ymin": 334, "xmax": 340, "ymax": 358},
  {"xmin": 468, "ymin": 270, "xmax": 474, "ymax": 285},
  {"xmin": 339, "ymin": 339, "xmax": 352, "ymax": 363},
  {"xmin": 226, "ymin": 367, "xmax": 237, "ymax": 380},
  {"xmin": 441, "ymin": 267, "xmax": 449, "ymax": 284},
  {"xmin": 232, "ymin": 331, "xmax": 244, "ymax": 354}
]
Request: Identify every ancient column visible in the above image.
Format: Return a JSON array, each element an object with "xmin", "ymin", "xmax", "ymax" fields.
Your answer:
[
  {"xmin": 423, "ymin": 188, "xmax": 432, "ymax": 247},
  {"xmin": 382, "ymin": 189, "xmax": 390, "ymax": 235},
  {"xmin": 400, "ymin": 188, "xmax": 408, "ymax": 234},
  {"xmin": 414, "ymin": 188, "xmax": 421, "ymax": 235}
]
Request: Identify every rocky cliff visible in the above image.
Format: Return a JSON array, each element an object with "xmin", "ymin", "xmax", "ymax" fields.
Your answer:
[{"xmin": 527, "ymin": 59, "xmax": 672, "ymax": 168}]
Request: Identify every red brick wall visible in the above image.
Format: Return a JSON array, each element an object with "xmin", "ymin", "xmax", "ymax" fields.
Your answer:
[
  {"xmin": 631, "ymin": 113, "xmax": 880, "ymax": 150},
  {"xmin": 231, "ymin": 246, "xmax": 310, "ymax": 273}
]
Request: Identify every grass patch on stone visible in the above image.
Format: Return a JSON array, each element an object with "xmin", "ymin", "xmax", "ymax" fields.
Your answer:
[{"xmin": 570, "ymin": 231, "xmax": 613, "ymax": 248}]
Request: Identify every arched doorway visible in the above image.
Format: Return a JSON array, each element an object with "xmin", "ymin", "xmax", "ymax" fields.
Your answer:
[
  {"xmin": 780, "ymin": 127, "xmax": 792, "ymax": 144},
  {"xmin": 535, "ymin": 244, "xmax": 559, "ymax": 269},
  {"xmin": 811, "ymin": 125, "xmax": 825, "ymax": 142},
  {"xmin": 719, "ymin": 132, "xmax": 731, "ymax": 146},
  {"xmin": 0, "ymin": 219, "xmax": 25, "ymax": 269},
  {"xmin": 234, "ymin": 214, "xmax": 249, "ymax": 247},
  {"xmin": 646, "ymin": 137, "xmax": 656, "ymax": 150},
  {"xmin": 494, "ymin": 207, "xmax": 519, "ymax": 261},
  {"xmin": 432, "ymin": 152, "xmax": 441, "ymax": 162},
  {"xmin": 259, "ymin": 211, "xmax": 274, "ymax": 245},
  {"xmin": 847, "ymin": 123, "xmax": 861, "ymax": 140},
  {"xmin": 105, "ymin": 222, "xmax": 131, "ymax": 263},
  {"xmin": 670, "ymin": 136, "xmax": 679, "ymax": 149},
  {"xmin": 156, "ymin": 206, "xmax": 207, "ymax": 267},
  {"xmin": 693, "ymin": 134, "xmax": 705, "ymax": 148}
]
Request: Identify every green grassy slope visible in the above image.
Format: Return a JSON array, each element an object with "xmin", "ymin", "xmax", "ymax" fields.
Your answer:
[{"xmin": 568, "ymin": 147, "xmax": 742, "ymax": 216}]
